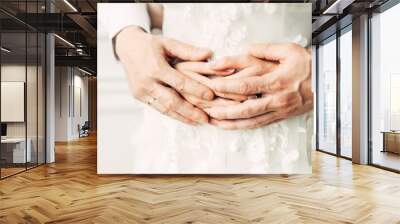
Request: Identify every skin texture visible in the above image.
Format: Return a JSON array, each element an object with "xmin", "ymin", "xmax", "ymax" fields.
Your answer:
[
  {"xmin": 175, "ymin": 56, "xmax": 278, "ymax": 109},
  {"xmin": 115, "ymin": 26, "xmax": 216, "ymax": 125},
  {"xmin": 206, "ymin": 43, "xmax": 313, "ymax": 130}
]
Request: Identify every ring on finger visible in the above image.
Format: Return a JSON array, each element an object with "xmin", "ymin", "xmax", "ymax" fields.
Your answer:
[{"xmin": 146, "ymin": 97, "xmax": 157, "ymax": 105}]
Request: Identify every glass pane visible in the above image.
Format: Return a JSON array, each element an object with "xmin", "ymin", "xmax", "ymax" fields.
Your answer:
[
  {"xmin": 1, "ymin": 31, "xmax": 27, "ymax": 177},
  {"xmin": 27, "ymin": 31, "xmax": 38, "ymax": 169},
  {"xmin": 318, "ymin": 37, "xmax": 337, "ymax": 154},
  {"xmin": 340, "ymin": 29, "xmax": 352, "ymax": 158},
  {"xmin": 26, "ymin": 0, "xmax": 39, "ymax": 169},
  {"xmin": 371, "ymin": 4, "xmax": 400, "ymax": 171},
  {"xmin": 38, "ymin": 32, "xmax": 45, "ymax": 165}
]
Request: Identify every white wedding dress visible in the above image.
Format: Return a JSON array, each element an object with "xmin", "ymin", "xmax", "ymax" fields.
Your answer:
[{"xmin": 131, "ymin": 3, "xmax": 313, "ymax": 174}]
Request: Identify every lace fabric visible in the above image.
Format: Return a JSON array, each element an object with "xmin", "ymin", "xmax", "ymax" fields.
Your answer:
[{"xmin": 131, "ymin": 3, "xmax": 313, "ymax": 174}]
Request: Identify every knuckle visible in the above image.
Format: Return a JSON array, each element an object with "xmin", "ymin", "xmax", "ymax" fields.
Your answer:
[
  {"xmin": 240, "ymin": 106, "xmax": 255, "ymax": 118},
  {"xmin": 131, "ymin": 84, "xmax": 147, "ymax": 98},
  {"xmin": 252, "ymin": 64, "xmax": 264, "ymax": 74},
  {"xmin": 146, "ymin": 83, "xmax": 157, "ymax": 96},
  {"xmin": 164, "ymin": 101, "xmax": 175, "ymax": 113},
  {"xmin": 238, "ymin": 108, "xmax": 249, "ymax": 118},
  {"xmin": 191, "ymin": 110, "xmax": 204, "ymax": 121},
  {"xmin": 164, "ymin": 96, "xmax": 180, "ymax": 112},
  {"xmin": 184, "ymin": 94, "xmax": 199, "ymax": 104},
  {"xmin": 270, "ymin": 79, "xmax": 285, "ymax": 91},
  {"xmin": 276, "ymin": 94, "xmax": 292, "ymax": 108},
  {"xmin": 174, "ymin": 77, "xmax": 187, "ymax": 91},
  {"xmin": 238, "ymin": 82, "xmax": 250, "ymax": 94},
  {"xmin": 248, "ymin": 105, "xmax": 260, "ymax": 116}
]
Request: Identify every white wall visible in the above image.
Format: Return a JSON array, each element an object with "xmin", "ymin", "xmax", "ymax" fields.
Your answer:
[
  {"xmin": 1, "ymin": 64, "xmax": 46, "ymax": 163},
  {"xmin": 55, "ymin": 67, "xmax": 89, "ymax": 141}
]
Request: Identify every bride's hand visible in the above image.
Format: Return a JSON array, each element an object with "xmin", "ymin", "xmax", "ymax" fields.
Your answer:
[
  {"xmin": 206, "ymin": 43, "xmax": 313, "ymax": 130},
  {"xmin": 174, "ymin": 62, "xmax": 241, "ymax": 109},
  {"xmin": 175, "ymin": 61, "xmax": 248, "ymax": 102},
  {"xmin": 115, "ymin": 26, "xmax": 215, "ymax": 125}
]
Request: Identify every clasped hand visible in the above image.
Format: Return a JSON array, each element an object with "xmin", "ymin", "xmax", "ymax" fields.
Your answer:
[
  {"xmin": 180, "ymin": 43, "xmax": 313, "ymax": 129},
  {"xmin": 116, "ymin": 26, "xmax": 313, "ymax": 130}
]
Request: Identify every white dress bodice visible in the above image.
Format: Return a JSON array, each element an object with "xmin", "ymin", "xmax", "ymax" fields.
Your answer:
[{"xmin": 131, "ymin": 3, "xmax": 313, "ymax": 174}]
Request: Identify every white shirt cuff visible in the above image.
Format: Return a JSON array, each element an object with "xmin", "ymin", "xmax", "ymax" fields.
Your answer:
[{"xmin": 98, "ymin": 3, "xmax": 150, "ymax": 39}]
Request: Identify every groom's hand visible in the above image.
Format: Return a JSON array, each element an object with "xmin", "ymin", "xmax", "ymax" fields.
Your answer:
[
  {"xmin": 115, "ymin": 26, "xmax": 214, "ymax": 124},
  {"xmin": 207, "ymin": 43, "xmax": 313, "ymax": 129}
]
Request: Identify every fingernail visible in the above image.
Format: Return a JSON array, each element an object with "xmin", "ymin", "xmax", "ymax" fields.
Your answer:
[
  {"xmin": 207, "ymin": 61, "xmax": 216, "ymax": 68},
  {"xmin": 224, "ymin": 69, "xmax": 235, "ymax": 73}
]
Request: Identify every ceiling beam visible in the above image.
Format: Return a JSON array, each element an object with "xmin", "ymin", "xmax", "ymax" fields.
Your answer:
[
  {"xmin": 322, "ymin": 0, "xmax": 356, "ymax": 14},
  {"xmin": 55, "ymin": 55, "xmax": 96, "ymax": 71}
]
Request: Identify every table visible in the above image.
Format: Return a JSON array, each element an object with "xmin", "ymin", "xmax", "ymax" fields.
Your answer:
[
  {"xmin": 1, "ymin": 138, "xmax": 31, "ymax": 163},
  {"xmin": 381, "ymin": 131, "xmax": 400, "ymax": 154}
]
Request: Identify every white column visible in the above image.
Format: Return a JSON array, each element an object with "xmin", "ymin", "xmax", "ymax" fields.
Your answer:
[
  {"xmin": 46, "ymin": 33, "xmax": 55, "ymax": 163},
  {"xmin": 352, "ymin": 14, "xmax": 369, "ymax": 164}
]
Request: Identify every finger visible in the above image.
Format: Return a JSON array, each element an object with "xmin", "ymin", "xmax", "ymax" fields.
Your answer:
[
  {"xmin": 209, "ymin": 111, "xmax": 282, "ymax": 130},
  {"xmin": 178, "ymin": 69, "xmax": 212, "ymax": 87},
  {"xmin": 211, "ymin": 76, "xmax": 265, "ymax": 95},
  {"xmin": 179, "ymin": 69, "xmax": 247, "ymax": 101},
  {"xmin": 212, "ymin": 70, "xmax": 284, "ymax": 95},
  {"xmin": 204, "ymin": 98, "xmax": 270, "ymax": 120},
  {"xmin": 205, "ymin": 92, "xmax": 302, "ymax": 120},
  {"xmin": 151, "ymin": 84, "xmax": 209, "ymax": 123},
  {"xmin": 162, "ymin": 38, "xmax": 213, "ymax": 61},
  {"xmin": 214, "ymin": 91, "xmax": 248, "ymax": 101},
  {"xmin": 300, "ymin": 77, "xmax": 313, "ymax": 104},
  {"xmin": 147, "ymin": 96, "xmax": 197, "ymax": 125},
  {"xmin": 224, "ymin": 62, "xmax": 278, "ymax": 79},
  {"xmin": 182, "ymin": 93, "xmax": 240, "ymax": 109},
  {"xmin": 246, "ymin": 43, "xmax": 292, "ymax": 62},
  {"xmin": 223, "ymin": 67, "xmax": 260, "ymax": 79},
  {"xmin": 176, "ymin": 62, "xmax": 234, "ymax": 76},
  {"xmin": 158, "ymin": 66, "xmax": 214, "ymax": 100},
  {"xmin": 210, "ymin": 55, "xmax": 251, "ymax": 70}
]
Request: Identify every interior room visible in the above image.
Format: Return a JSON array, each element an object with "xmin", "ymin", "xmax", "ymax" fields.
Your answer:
[
  {"xmin": 0, "ymin": 0, "xmax": 400, "ymax": 223},
  {"xmin": 370, "ymin": 3, "xmax": 400, "ymax": 171},
  {"xmin": 0, "ymin": 21, "xmax": 46, "ymax": 178}
]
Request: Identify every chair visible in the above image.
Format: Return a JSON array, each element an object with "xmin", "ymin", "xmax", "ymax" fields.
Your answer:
[{"xmin": 79, "ymin": 121, "xmax": 90, "ymax": 138}]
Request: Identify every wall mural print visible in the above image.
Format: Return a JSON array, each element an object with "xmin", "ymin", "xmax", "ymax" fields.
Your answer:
[{"xmin": 97, "ymin": 3, "xmax": 313, "ymax": 174}]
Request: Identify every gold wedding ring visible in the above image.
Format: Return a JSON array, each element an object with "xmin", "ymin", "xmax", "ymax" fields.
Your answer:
[{"xmin": 147, "ymin": 97, "xmax": 156, "ymax": 105}]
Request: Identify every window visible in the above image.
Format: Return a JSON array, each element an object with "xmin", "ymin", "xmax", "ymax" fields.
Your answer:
[
  {"xmin": 317, "ymin": 36, "xmax": 337, "ymax": 154},
  {"xmin": 339, "ymin": 28, "xmax": 352, "ymax": 158},
  {"xmin": 0, "ymin": 1, "xmax": 47, "ymax": 179},
  {"xmin": 370, "ymin": 2, "xmax": 400, "ymax": 171},
  {"xmin": 390, "ymin": 74, "xmax": 400, "ymax": 130}
]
